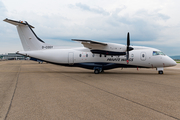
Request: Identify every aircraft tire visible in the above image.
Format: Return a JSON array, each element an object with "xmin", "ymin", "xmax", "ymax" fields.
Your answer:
[
  {"xmin": 94, "ymin": 69, "xmax": 100, "ymax": 74},
  {"xmin": 158, "ymin": 70, "xmax": 163, "ymax": 74}
]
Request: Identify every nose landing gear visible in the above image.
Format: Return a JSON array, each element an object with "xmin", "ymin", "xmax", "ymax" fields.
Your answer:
[
  {"xmin": 157, "ymin": 67, "xmax": 164, "ymax": 74},
  {"xmin": 158, "ymin": 70, "xmax": 163, "ymax": 74}
]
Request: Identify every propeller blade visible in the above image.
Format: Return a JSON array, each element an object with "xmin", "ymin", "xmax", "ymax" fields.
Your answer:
[
  {"xmin": 127, "ymin": 51, "xmax": 129, "ymax": 64},
  {"xmin": 127, "ymin": 32, "xmax": 130, "ymax": 46},
  {"xmin": 127, "ymin": 32, "xmax": 130, "ymax": 64}
]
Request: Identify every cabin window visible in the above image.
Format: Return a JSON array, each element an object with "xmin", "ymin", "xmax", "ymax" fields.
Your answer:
[
  {"xmin": 92, "ymin": 54, "xmax": 95, "ymax": 57},
  {"xmin": 86, "ymin": 54, "xmax": 88, "ymax": 57},
  {"xmin": 79, "ymin": 54, "xmax": 82, "ymax": 57},
  {"xmin": 142, "ymin": 54, "xmax": 145, "ymax": 58},
  {"xmin": 100, "ymin": 54, "xmax": 102, "ymax": 57},
  {"xmin": 104, "ymin": 55, "xmax": 106, "ymax": 57}
]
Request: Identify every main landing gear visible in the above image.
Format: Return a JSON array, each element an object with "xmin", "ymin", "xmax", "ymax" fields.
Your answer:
[
  {"xmin": 94, "ymin": 67, "xmax": 103, "ymax": 74},
  {"xmin": 157, "ymin": 67, "xmax": 164, "ymax": 74}
]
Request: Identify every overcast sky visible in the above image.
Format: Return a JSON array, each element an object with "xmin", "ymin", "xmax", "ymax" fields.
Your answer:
[{"xmin": 0, "ymin": 0, "xmax": 180, "ymax": 56}]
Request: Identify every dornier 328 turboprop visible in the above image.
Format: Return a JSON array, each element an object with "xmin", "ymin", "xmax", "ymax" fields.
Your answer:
[{"xmin": 3, "ymin": 18, "xmax": 177, "ymax": 74}]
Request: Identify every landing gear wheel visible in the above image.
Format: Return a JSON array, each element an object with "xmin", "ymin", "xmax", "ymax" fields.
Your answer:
[
  {"xmin": 158, "ymin": 70, "xmax": 163, "ymax": 74},
  {"xmin": 94, "ymin": 69, "xmax": 100, "ymax": 74}
]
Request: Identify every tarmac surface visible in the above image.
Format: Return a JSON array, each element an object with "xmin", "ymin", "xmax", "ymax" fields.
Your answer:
[{"xmin": 0, "ymin": 60, "xmax": 180, "ymax": 120}]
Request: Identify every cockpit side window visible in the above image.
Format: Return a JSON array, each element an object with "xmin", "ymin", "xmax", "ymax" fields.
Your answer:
[
  {"xmin": 159, "ymin": 51, "xmax": 165, "ymax": 55},
  {"xmin": 153, "ymin": 51, "xmax": 159, "ymax": 56},
  {"xmin": 153, "ymin": 51, "xmax": 165, "ymax": 56}
]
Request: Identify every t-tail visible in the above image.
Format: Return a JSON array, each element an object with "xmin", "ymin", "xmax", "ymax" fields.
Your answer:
[{"xmin": 3, "ymin": 18, "xmax": 52, "ymax": 51}]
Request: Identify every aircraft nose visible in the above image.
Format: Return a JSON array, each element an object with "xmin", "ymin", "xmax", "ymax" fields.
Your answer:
[
  {"xmin": 168, "ymin": 57, "xmax": 177, "ymax": 66},
  {"xmin": 171, "ymin": 59, "xmax": 177, "ymax": 66}
]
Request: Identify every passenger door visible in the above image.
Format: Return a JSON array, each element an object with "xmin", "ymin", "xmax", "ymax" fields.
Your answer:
[{"xmin": 68, "ymin": 52, "xmax": 74, "ymax": 65}]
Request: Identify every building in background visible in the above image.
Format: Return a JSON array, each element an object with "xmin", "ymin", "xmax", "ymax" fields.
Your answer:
[{"xmin": 0, "ymin": 53, "xmax": 27, "ymax": 60}]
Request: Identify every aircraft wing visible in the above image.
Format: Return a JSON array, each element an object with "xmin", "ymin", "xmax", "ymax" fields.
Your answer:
[
  {"xmin": 72, "ymin": 39, "xmax": 107, "ymax": 49},
  {"xmin": 72, "ymin": 39, "xmax": 127, "ymax": 55}
]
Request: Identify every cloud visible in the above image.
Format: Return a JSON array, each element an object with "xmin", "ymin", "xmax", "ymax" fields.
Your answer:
[
  {"xmin": 0, "ymin": 0, "xmax": 180, "ymax": 55},
  {"xmin": 14, "ymin": 7, "xmax": 174, "ymax": 45},
  {"xmin": 0, "ymin": 1, "xmax": 24, "ymax": 53},
  {"xmin": 73, "ymin": 3, "xmax": 110, "ymax": 16},
  {"xmin": 0, "ymin": 1, "xmax": 6, "ymax": 15},
  {"xmin": 135, "ymin": 9, "xmax": 170, "ymax": 21},
  {"xmin": 0, "ymin": 1, "xmax": 7, "ymax": 29},
  {"xmin": 107, "ymin": 9, "xmax": 171, "ymax": 42}
]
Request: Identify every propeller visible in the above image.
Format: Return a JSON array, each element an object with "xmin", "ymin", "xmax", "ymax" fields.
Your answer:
[{"xmin": 126, "ymin": 32, "xmax": 133, "ymax": 64}]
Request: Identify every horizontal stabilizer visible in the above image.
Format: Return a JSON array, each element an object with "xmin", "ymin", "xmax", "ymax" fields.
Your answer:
[{"xmin": 3, "ymin": 18, "xmax": 34, "ymax": 28}]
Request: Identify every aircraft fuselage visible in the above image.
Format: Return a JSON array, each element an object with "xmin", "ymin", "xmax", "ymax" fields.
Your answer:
[{"xmin": 18, "ymin": 45, "xmax": 176, "ymax": 71}]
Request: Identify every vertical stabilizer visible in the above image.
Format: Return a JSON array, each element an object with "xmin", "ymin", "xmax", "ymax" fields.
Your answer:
[{"xmin": 3, "ymin": 18, "xmax": 51, "ymax": 51}]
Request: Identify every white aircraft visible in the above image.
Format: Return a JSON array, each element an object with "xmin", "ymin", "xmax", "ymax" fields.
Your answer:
[{"xmin": 4, "ymin": 18, "xmax": 177, "ymax": 74}]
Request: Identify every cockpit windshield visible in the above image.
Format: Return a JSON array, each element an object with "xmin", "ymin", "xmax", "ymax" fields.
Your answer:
[{"xmin": 153, "ymin": 51, "xmax": 165, "ymax": 56}]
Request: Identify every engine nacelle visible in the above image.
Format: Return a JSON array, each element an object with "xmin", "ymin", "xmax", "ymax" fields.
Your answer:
[{"xmin": 89, "ymin": 43, "xmax": 127, "ymax": 55}]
